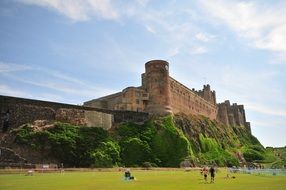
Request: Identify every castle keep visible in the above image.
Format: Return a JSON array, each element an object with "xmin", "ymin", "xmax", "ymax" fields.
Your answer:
[{"xmin": 84, "ymin": 60, "xmax": 251, "ymax": 131}]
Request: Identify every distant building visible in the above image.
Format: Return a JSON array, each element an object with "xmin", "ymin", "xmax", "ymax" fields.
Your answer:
[{"xmin": 84, "ymin": 60, "xmax": 250, "ymax": 131}]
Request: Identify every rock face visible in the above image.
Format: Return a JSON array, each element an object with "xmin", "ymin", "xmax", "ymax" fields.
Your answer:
[
  {"xmin": 0, "ymin": 115, "xmax": 265, "ymax": 167},
  {"xmin": 0, "ymin": 121, "xmax": 59, "ymax": 167},
  {"xmin": 0, "ymin": 147, "xmax": 27, "ymax": 164},
  {"xmin": 173, "ymin": 114, "xmax": 260, "ymax": 156}
]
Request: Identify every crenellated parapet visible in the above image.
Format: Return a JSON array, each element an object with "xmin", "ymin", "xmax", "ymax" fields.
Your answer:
[
  {"xmin": 196, "ymin": 84, "xmax": 217, "ymax": 105},
  {"xmin": 217, "ymin": 100, "xmax": 251, "ymax": 133},
  {"xmin": 83, "ymin": 59, "xmax": 251, "ymax": 132}
]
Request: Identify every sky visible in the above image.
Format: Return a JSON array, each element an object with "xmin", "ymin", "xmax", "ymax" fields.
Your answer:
[{"xmin": 0, "ymin": 0, "xmax": 286, "ymax": 147}]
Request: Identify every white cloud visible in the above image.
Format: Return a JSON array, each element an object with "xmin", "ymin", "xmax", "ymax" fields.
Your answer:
[
  {"xmin": 127, "ymin": 8, "xmax": 213, "ymax": 57},
  {"xmin": 136, "ymin": 0, "xmax": 150, "ymax": 7},
  {"xmin": 168, "ymin": 47, "xmax": 180, "ymax": 57},
  {"xmin": 0, "ymin": 61, "xmax": 32, "ymax": 73},
  {"xmin": 0, "ymin": 84, "xmax": 30, "ymax": 97},
  {"xmin": 17, "ymin": 0, "xmax": 118, "ymax": 22},
  {"xmin": 0, "ymin": 60, "xmax": 117, "ymax": 102},
  {"xmin": 247, "ymin": 103, "xmax": 286, "ymax": 118},
  {"xmin": 199, "ymin": 0, "xmax": 286, "ymax": 56},
  {"xmin": 195, "ymin": 33, "xmax": 215, "ymax": 42},
  {"xmin": 190, "ymin": 46, "xmax": 207, "ymax": 54},
  {"xmin": 5, "ymin": 70, "xmax": 116, "ymax": 98},
  {"xmin": 145, "ymin": 25, "xmax": 156, "ymax": 34}
]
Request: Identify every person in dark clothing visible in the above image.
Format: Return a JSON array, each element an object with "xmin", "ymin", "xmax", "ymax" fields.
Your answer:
[
  {"xmin": 1, "ymin": 110, "xmax": 10, "ymax": 133},
  {"xmin": 124, "ymin": 170, "xmax": 131, "ymax": 180},
  {"xmin": 209, "ymin": 166, "xmax": 215, "ymax": 183},
  {"xmin": 124, "ymin": 169, "xmax": 135, "ymax": 180}
]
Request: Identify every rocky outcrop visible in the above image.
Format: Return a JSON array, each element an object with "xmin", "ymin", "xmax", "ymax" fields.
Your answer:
[
  {"xmin": 0, "ymin": 147, "xmax": 27, "ymax": 163},
  {"xmin": 173, "ymin": 113, "xmax": 258, "ymax": 156}
]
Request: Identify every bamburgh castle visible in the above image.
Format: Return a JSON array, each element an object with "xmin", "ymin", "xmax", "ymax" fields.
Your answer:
[
  {"xmin": 0, "ymin": 60, "xmax": 251, "ymax": 133},
  {"xmin": 84, "ymin": 60, "xmax": 251, "ymax": 132}
]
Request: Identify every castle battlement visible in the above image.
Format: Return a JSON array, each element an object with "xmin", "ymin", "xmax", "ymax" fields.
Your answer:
[{"xmin": 84, "ymin": 60, "xmax": 251, "ymax": 129}]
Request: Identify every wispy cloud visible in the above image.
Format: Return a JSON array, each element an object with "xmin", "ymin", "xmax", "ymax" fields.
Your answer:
[
  {"xmin": 5, "ymin": 70, "xmax": 116, "ymax": 98},
  {"xmin": 195, "ymin": 33, "xmax": 215, "ymax": 42},
  {"xmin": 145, "ymin": 25, "xmax": 156, "ymax": 34},
  {"xmin": 0, "ymin": 84, "xmax": 30, "ymax": 97},
  {"xmin": 0, "ymin": 61, "xmax": 117, "ymax": 102},
  {"xmin": 199, "ymin": 0, "xmax": 286, "ymax": 58},
  {"xmin": 136, "ymin": 0, "xmax": 150, "ymax": 7},
  {"xmin": 121, "ymin": 3, "xmax": 214, "ymax": 57},
  {"xmin": 190, "ymin": 46, "xmax": 207, "ymax": 54},
  {"xmin": 17, "ymin": 0, "xmax": 119, "ymax": 22},
  {"xmin": 0, "ymin": 61, "xmax": 32, "ymax": 73},
  {"xmin": 247, "ymin": 103, "xmax": 286, "ymax": 118}
]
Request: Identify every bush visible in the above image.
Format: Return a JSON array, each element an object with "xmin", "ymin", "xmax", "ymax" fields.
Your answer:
[
  {"xmin": 199, "ymin": 134, "xmax": 220, "ymax": 153},
  {"xmin": 89, "ymin": 150, "xmax": 113, "ymax": 168},
  {"xmin": 243, "ymin": 149, "xmax": 264, "ymax": 162},
  {"xmin": 120, "ymin": 137, "xmax": 152, "ymax": 166},
  {"xmin": 14, "ymin": 122, "xmax": 112, "ymax": 167},
  {"xmin": 151, "ymin": 116, "xmax": 191, "ymax": 167}
]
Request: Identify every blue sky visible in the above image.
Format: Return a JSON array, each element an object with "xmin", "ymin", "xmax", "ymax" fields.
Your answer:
[{"xmin": 0, "ymin": 0, "xmax": 285, "ymax": 147}]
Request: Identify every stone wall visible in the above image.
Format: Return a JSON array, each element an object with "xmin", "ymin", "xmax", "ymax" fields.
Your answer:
[
  {"xmin": 169, "ymin": 77, "xmax": 217, "ymax": 120},
  {"xmin": 196, "ymin": 84, "xmax": 216, "ymax": 105},
  {"xmin": 1, "ymin": 95, "xmax": 149, "ymax": 131},
  {"xmin": 217, "ymin": 100, "xmax": 251, "ymax": 133}
]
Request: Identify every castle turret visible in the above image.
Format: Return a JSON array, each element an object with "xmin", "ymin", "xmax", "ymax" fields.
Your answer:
[
  {"xmin": 197, "ymin": 84, "xmax": 217, "ymax": 105},
  {"xmin": 217, "ymin": 103, "xmax": 229, "ymax": 126},
  {"xmin": 202, "ymin": 84, "xmax": 216, "ymax": 105},
  {"xmin": 144, "ymin": 60, "xmax": 172, "ymax": 115}
]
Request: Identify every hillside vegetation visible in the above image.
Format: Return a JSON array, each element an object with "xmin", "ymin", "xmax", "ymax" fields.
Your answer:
[{"xmin": 10, "ymin": 114, "xmax": 283, "ymax": 168}]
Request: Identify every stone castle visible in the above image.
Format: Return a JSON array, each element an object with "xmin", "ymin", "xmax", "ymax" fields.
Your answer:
[{"xmin": 84, "ymin": 60, "xmax": 251, "ymax": 132}]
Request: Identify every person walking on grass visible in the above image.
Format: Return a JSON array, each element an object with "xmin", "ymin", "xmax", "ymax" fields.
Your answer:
[
  {"xmin": 209, "ymin": 166, "xmax": 215, "ymax": 183},
  {"xmin": 202, "ymin": 167, "xmax": 208, "ymax": 183}
]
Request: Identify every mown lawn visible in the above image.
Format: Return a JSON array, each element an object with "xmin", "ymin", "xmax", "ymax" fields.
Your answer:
[{"xmin": 0, "ymin": 169, "xmax": 285, "ymax": 190}]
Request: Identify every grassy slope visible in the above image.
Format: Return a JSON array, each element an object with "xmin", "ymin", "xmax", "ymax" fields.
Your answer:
[
  {"xmin": 173, "ymin": 114, "xmax": 270, "ymax": 165},
  {"xmin": 8, "ymin": 115, "xmax": 283, "ymax": 167},
  {"xmin": 0, "ymin": 170, "xmax": 286, "ymax": 190},
  {"xmin": 263, "ymin": 147, "xmax": 286, "ymax": 168}
]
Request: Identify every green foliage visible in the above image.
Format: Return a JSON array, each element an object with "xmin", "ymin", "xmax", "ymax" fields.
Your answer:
[
  {"xmin": 15, "ymin": 124, "xmax": 36, "ymax": 144},
  {"xmin": 243, "ymin": 148, "xmax": 264, "ymax": 162},
  {"xmin": 199, "ymin": 134, "xmax": 220, "ymax": 153},
  {"xmin": 14, "ymin": 114, "xmax": 274, "ymax": 168},
  {"xmin": 151, "ymin": 116, "xmax": 191, "ymax": 167},
  {"xmin": 263, "ymin": 147, "xmax": 286, "ymax": 168},
  {"xmin": 15, "ymin": 122, "xmax": 110, "ymax": 167},
  {"xmin": 114, "ymin": 116, "xmax": 191, "ymax": 167},
  {"xmin": 197, "ymin": 134, "xmax": 239, "ymax": 166},
  {"xmin": 88, "ymin": 150, "xmax": 113, "ymax": 168},
  {"xmin": 79, "ymin": 141, "xmax": 120, "ymax": 168},
  {"xmin": 120, "ymin": 137, "xmax": 152, "ymax": 167}
]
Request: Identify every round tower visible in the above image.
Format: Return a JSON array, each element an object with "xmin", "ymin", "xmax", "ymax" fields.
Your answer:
[{"xmin": 144, "ymin": 60, "xmax": 172, "ymax": 115}]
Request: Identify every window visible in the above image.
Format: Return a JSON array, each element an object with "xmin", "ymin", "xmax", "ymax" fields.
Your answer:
[{"xmin": 136, "ymin": 99, "xmax": 140, "ymax": 104}]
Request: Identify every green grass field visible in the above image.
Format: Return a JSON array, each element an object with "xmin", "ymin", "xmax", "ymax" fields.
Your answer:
[{"xmin": 0, "ymin": 169, "xmax": 286, "ymax": 190}]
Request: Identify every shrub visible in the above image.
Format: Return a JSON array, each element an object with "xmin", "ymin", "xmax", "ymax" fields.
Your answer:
[
  {"xmin": 243, "ymin": 149, "xmax": 264, "ymax": 162},
  {"xmin": 151, "ymin": 116, "xmax": 191, "ymax": 167},
  {"xmin": 120, "ymin": 137, "xmax": 152, "ymax": 167}
]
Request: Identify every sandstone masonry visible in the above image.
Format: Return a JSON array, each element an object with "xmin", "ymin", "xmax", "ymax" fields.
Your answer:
[
  {"xmin": 0, "ymin": 95, "xmax": 149, "ymax": 131},
  {"xmin": 84, "ymin": 60, "xmax": 251, "ymax": 130}
]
